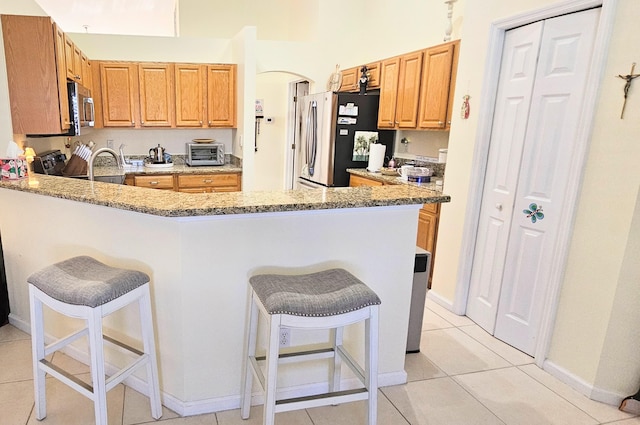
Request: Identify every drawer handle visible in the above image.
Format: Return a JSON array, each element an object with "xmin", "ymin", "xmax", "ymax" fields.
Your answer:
[
  {"xmin": 150, "ymin": 181, "xmax": 159, "ymax": 185},
  {"xmin": 203, "ymin": 179, "xmax": 213, "ymax": 183}
]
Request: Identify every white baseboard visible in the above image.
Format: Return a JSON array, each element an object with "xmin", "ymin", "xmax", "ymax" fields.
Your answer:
[
  {"xmin": 8, "ymin": 313, "xmax": 30, "ymax": 334},
  {"xmin": 543, "ymin": 359, "xmax": 625, "ymax": 407},
  {"xmin": 426, "ymin": 289, "xmax": 457, "ymax": 312}
]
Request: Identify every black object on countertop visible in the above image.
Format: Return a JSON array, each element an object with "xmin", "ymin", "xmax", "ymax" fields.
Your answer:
[{"xmin": 0, "ymin": 230, "xmax": 9, "ymax": 326}]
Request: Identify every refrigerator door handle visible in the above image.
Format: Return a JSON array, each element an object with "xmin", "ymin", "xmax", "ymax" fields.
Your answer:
[{"xmin": 306, "ymin": 100, "xmax": 318, "ymax": 176}]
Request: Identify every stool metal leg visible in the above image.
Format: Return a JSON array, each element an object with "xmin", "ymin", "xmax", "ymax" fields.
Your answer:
[
  {"xmin": 29, "ymin": 286, "xmax": 47, "ymax": 420},
  {"xmin": 139, "ymin": 285, "xmax": 162, "ymax": 419},
  {"xmin": 365, "ymin": 306, "xmax": 379, "ymax": 425},
  {"xmin": 241, "ymin": 291, "xmax": 259, "ymax": 419},
  {"xmin": 263, "ymin": 314, "xmax": 281, "ymax": 425},
  {"xmin": 87, "ymin": 307, "xmax": 108, "ymax": 425}
]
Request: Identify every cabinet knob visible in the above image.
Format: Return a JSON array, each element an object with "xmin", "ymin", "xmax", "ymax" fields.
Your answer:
[
  {"xmin": 208, "ymin": 121, "xmax": 213, "ymax": 126},
  {"xmin": 496, "ymin": 203, "xmax": 503, "ymax": 211},
  {"xmin": 141, "ymin": 120, "xmax": 145, "ymax": 124},
  {"xmin": 199, "ymin": 120, "xmax": 203, "ymax": 125},
  {"xmin": 131, "ymin": 121, "xmax": 135, "ymax": 126},
  {"xmin": 447, "ymin": 120, "xmax": 451, "ymax": 125},
  {"xmin": 438, "ymin": 121, "xmax": 444, "ymax": 126}
]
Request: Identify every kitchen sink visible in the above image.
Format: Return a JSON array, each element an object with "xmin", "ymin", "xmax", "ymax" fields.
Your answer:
[{"xmin": 67, "ymin": 175, "xmax": 126, "ymax": 185}]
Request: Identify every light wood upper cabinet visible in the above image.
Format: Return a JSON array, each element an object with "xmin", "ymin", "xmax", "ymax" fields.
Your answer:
[
  {"xmin": 53, "ymin": 23, "xmax": 71, "ymax": 131},
  {"xmin": 340, "ymin": 67, "xmax": 358, "ymax": 92},
  {"xmin": 395, "ymin": 51, "xmax": 423, "ymax": 128},
  {"xmin": 418, "ymin": 40, "xmax": 460, "ymax": 129},
  {"xmin": 377, "ymin": 57, "xmax": 401, "ymax": 128},
  {"xmin": 64, "ymin": 34, "xmax": 83, "ymax": 84},
  {"xmin": 340, "ymin": 62, "xmax": 380, "ymax": 93},
  {"xmin": 99, "ymin": 62, "xmax": 139, "ymax": 127},
  {"xmin": 81, "ymin": 54, "xmax": 93, "ymax": 93},
  {"xmin": 378, "ymin": 51, "xmax": 423, "ymax": 128},
  {"xmin": 138, "ymin": 63, "xmax": 174, "ymax": 127},
  {"xmin": 1, "ymin": 15, "xmax": 70, "ymax": 134},
  {"xmin": 97, "ymin": 61, "xmax": 236, "ymax": 128},
  {"xmin": 175, "ymin": 64, "xmax": 205, "ymax": 127},
  {"xmin": 207, "ymin": 64, "xmax": 236, "ymax": 127}
]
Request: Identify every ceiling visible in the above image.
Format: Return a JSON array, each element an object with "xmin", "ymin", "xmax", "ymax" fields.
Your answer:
[{"xmin": 34, "ymin": 0, "xmax": 177, "ymax": 36}]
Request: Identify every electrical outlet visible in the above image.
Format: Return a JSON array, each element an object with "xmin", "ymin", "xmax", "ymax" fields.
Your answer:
[
  {"xmin": 107, "ymin": 139, "xmax": 114, "ymax": 149},
  {"xmin": 279, "ymin": 328, "xmax": 290, "ymax": 347}
]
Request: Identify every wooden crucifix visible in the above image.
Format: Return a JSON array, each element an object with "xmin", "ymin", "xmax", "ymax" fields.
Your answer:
[{"xmin": 617, "ymin": 62, "xmax": 640, "ymax": 119}]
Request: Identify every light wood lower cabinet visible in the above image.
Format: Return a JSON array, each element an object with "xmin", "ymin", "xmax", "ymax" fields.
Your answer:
[
  {"xmin": 417, "ymin": 202, "xmax": 440, "ymax": 288},
  {"xmin": 132, "ymin": 174, "xmax": 175, "ymax": 190},
  {"xmin": 177, "ymin": 173, "xmax": 241, "ymax": 193},
  {"xmin": 349, "ymin": 174, "xmax": 384, "ymax": 187},
  {"xmin": 125, "ymin": 172, "xmax": 242, "ymax": 192}
]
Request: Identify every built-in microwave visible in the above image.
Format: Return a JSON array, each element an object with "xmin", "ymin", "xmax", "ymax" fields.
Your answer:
[
  {"xmin": 68, "ymin": 81, "xmax": 94, "ymax": 134},
  {"xmin": 186, "ymin": 143, "xmax": 225, "ymax": 166}
]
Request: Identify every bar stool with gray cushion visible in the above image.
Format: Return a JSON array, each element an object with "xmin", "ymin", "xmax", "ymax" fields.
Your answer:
[
  {"xmin": 240, "ymin": 268, "xmax": 381, "ymax": 425},
  {"xmin": 27, "ymin": 256, "xmax": 162, "ymax": 425}
]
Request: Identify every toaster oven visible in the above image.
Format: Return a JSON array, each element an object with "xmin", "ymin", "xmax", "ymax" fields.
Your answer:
[{"xmin": 186, "ymin": 143, "xmax": 225, "ymax": 166}]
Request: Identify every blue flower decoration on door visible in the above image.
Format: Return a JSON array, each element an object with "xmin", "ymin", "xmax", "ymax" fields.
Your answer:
[{"xmin": 523, "ymin": 203, "xmax": 544, "ymax": 223}]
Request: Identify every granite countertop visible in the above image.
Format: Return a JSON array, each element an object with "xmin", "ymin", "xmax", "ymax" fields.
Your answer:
[
  {"xmin": 346, "ymin": 168, "xmax": 444, "ymax": 187},
  {"xmin": 0, "ymin": 171, "xmax": 450, "ymax": 217},
  {"xmin": 92, "ymin": 163, "xmax": 242, "ymax": 177}
]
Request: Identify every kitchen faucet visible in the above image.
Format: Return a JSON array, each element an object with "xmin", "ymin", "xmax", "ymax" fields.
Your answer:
[{"xmin": 88, "ymin": 147, "xmax": 123, "ymax": 181}]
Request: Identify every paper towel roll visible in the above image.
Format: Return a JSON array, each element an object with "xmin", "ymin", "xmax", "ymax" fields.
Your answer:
[{"xmin": 367, "ymin": 144, "xmax": 386, "ymax": 172}]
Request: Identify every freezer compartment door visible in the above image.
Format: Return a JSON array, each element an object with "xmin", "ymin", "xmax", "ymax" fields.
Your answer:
[{"xmin": 297, "ymin": 92, "xmax": 335, "ymax": 186}]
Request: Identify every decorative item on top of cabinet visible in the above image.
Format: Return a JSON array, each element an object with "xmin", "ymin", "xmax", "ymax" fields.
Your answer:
[
  {"xmin": 416, "ymin": 202, "xmax": 440, "ymax": 288},
  {"xmin": 417, "ymin": 40, "xmax": 460, "ymax": 129},
  {"xmin": 339, "ymin": 62, "xmax": 381, "ymax": 93},
  {"xmin": 1, "ymin": 15, "xmax": 70, "ymax": 134},
  {"xmin": 378, "ymin": 51, "xmax": 424, "ymax": 129},
  {"xmin": 207, "ymin": 64, "xmax": 237, "ymax": 128}
]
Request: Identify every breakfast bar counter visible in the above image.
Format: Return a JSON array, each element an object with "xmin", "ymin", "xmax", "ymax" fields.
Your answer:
[{"xmin": 0, "ymin": 175, "xmax": 449, "ymax": 416}]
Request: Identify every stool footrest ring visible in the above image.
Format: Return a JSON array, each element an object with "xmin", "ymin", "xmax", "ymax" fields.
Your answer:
[{"xmin": 275, "ymin": 388, "xmax": 369, "ymax": 413}]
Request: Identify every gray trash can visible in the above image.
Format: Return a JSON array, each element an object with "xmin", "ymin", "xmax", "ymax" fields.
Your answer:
[{"xmin": 406, "ymin": 247, "xmax": 431, "ymax": 353}]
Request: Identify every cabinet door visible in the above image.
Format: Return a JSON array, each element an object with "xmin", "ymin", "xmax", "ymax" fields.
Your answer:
[
  {"xmin": 207, "ymin": 64, "xmax": 236, "ymax": 127},
  {"xmin": 395, "ymin": 51, "xmax": 423, "ymax": 128},
  {"xmin": 418, "ymin": 42, "xmax": 456, "ymax": 129},
  {"xmin": 365, "ymin": 62, "xmax": 381, "ymax": 89},
  {"xmin": 416, "ymin": 203, "xmax": 440, "ymax": 287},
  {"xmin": 349, "ymin": 175, "xmax": 383, "ymax": 187},
  {"xmin": 133, "ymin": 174, "xmax": 175, "ymax": 190},
  {"xmin": 340, "ymin": 67, "xmax": 358, "ymax": 92},
  {"xmin": 377, "ymin": 57, "xmax": 401, "ymax": 128},
  {"xmin": 177, "ymin": 173, "xmax": 241, "ymax": 192},
  {"xmin": 53, "ymin": 23, "xmax": 71, "ymax": 131},
  {"xmin": 64, "ymin": 35, "xmax": 82, "ymax": 83},
  {"xmin": 175, "ymin": 64, "xmax": 205, "ymax": 127},
  {"xmin": 100, "ymin": 62, "xmax": 139, "ymax": 127},
  {"xmin": 138, "ymin": 63, "xmax": 174, "ymax": 127},
  {"xmin": 81, "ymin": 54, "xmax": 93, "ymax": 93},
  {"xmin": 1, "ymin": 15, "xmax": 66, "ymax": 134}
]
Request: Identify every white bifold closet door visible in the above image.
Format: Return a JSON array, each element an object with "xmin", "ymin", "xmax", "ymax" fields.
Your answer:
[{"xmin": 466, "ymin": 8, "xmax": 600, "ymax": 356}]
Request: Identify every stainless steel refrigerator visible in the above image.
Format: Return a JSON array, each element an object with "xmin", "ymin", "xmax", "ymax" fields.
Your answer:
[{"xmin": 296, "ymin": 91, "xmax": 394, "ymax": 188}]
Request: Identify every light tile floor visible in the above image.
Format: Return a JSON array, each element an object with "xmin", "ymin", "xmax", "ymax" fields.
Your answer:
[{"xmin": 1, "ymin": 298, "xmax": 637, "ymax": 425}]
